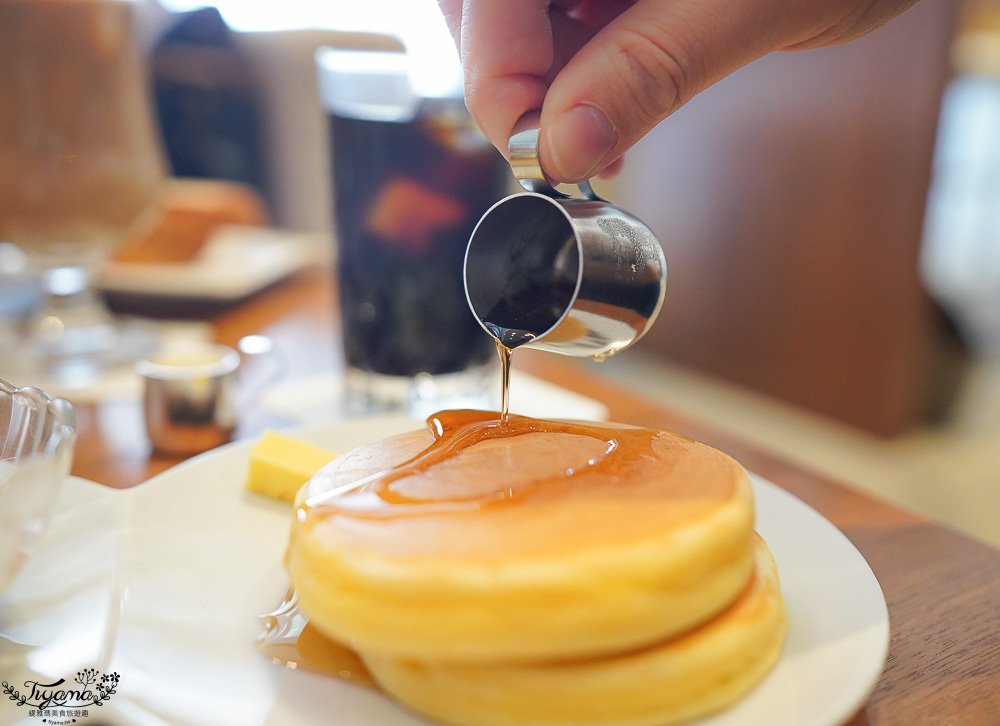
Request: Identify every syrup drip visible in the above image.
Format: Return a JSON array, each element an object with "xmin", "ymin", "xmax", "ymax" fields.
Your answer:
[
  {"xmin": 484, "ymin": 321, "xmax": 536, "ymax": 423},
  {"xmin": 496, "ymin": 338, "xmax": 513, "ymax": 423},
  {"xmin": 257, "ymin": 587, "xmax": 375, "ymax": 687}
]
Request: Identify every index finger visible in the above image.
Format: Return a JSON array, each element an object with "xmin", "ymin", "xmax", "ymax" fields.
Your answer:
[
  {"xmin": 453, "ymin": 0, "xmax": 555, "ymax": 158},
  {"xmin": 438, "ymin": 0, "xmax": 464, "ymax": 46}
]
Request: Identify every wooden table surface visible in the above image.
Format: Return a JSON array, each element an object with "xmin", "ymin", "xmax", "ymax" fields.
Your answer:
[{"xmin": 76, "ymin": 266, "xmax": 1000, "ymax": 726}]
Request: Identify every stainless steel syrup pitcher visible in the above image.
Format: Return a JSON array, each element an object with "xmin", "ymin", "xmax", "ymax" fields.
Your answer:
[{"xmin": 464, "ymin": 112, "xmax": 666, "ymax": 358}]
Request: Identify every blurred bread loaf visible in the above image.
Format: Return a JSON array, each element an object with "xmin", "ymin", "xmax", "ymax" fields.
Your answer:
[{"xmin": 115, "ymin": 178, "xmax": 268, "ymax": 264}]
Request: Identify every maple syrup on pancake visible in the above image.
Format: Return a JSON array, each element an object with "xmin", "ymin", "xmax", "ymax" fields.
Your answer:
[{"xmin": 297, "ymin": 410, "xmax": 684, "ymax": 522}]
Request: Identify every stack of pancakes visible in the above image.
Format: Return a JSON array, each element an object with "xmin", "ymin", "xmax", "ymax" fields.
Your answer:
[{"xmin": 286, "ymin": 411, "xmax": 786, "ymax": 726}]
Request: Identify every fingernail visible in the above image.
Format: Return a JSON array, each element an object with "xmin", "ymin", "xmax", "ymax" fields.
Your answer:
[{"xmin": 547, "ymin": 104, "xmax": 618, "ymax": 182}]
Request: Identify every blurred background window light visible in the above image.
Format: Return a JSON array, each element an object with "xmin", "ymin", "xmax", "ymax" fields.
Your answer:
[{"xmin": 154, "ymin": 0, "xmax": 461, "ymax": 97}]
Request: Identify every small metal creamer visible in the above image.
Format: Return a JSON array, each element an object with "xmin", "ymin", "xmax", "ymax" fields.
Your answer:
[{"xmin": 464, "ymin": 112, "xmax": 667, "ymax": 358}]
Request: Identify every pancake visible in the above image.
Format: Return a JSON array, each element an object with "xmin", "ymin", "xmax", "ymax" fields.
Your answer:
[
  {"xmin": 286, "ymin": 410, "xmax": 756, "ymax": 662},
  {"xmin": 363, "ymin": 534, "xmax": 786, "ymax": 726}
]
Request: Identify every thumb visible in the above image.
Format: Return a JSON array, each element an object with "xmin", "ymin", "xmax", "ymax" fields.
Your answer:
[{"xmin": 538, "ymin": 0, "xmax": 786, "ymax": 182}]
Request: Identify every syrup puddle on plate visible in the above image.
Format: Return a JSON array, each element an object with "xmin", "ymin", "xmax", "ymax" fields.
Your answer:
[{"xmin": 257, "ymin": 587, "xmax": 375, "ymax": 688}]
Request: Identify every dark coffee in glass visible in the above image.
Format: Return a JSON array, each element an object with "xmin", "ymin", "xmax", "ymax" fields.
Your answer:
[{"xmin": 329, "ymin": 106, "xmax": 507, "ymax": 378}]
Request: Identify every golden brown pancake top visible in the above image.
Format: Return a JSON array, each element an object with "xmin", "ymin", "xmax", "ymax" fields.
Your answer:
[{"xmin": 296, "ymin": 410, "xmax": 750, "ymax": 563}]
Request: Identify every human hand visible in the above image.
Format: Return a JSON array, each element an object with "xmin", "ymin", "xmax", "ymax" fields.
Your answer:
[{"xmin": 439, "ymin": 0, "xmax": 920, "ymax": 183}]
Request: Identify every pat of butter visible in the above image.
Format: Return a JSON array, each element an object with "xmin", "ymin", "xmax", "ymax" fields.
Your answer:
[{"xmin": 246, "ymin": 430, "xmax": 338, "ymax": 503}]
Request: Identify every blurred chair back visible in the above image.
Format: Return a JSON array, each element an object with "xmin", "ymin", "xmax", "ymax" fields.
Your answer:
[{"xmin": 610, "ymin": 0, "xmax": 962, "ymax": 436}]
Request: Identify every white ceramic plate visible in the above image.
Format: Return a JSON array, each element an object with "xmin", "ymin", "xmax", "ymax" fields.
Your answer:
[{"xmin": 0, "ymin": 417, "xmax": 888, "ymax": 726}]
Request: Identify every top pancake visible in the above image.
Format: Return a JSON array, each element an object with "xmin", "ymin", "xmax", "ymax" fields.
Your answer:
[{"xmin": 287, "ymin": 410, "xmax": 756, "ymax": 662}]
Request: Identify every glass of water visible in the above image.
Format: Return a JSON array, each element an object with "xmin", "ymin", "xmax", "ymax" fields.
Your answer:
[{"xmin": 0, "ymin": 377, "xmax": 76, "ymax": 593}]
